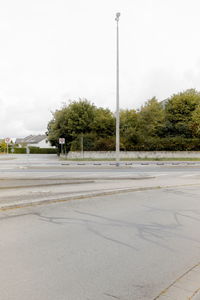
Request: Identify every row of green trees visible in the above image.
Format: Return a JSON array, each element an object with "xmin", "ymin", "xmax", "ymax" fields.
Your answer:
[{"xmin": 47, "ymin": 89, "xmax": 200, "ymax": 151}]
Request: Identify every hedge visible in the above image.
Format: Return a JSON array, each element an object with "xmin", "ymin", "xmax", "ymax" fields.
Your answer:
[
  {"xmin": 127, "ymin": 137, "xmax": 200, "ymax": 151},
  {"xmin": 10, "ymin": 147, "xmax": 57, "ymax": 154},
  {"xmin": 12, "ymin": 148, "xmax": 26, "ymax": 154},
  {"xmin": 7, "ymin": 137, "xmax": 200, "ymax": 153},
  {"xmin": 28, "ymin": 147, "xmax": 57, "ymax": 154}
]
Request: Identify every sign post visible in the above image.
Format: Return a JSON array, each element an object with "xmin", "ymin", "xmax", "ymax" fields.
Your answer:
[
  {"xmin": 59, "ymin": 138, "xmax": 65, "ymax": 155},
  {"xmin": 5, "ymin": 138, "xmax": 11, "ymax": 154}
]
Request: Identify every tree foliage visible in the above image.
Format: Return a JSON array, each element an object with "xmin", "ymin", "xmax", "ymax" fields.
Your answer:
[
  {"xmin": 189, "ymin": 105, "xmax": 200, "ymax": 137},
  {"xmin": 0, "ymin": 140, "xmax": 7, "ymax": 153},
  {"xmin": 138, "ymin": 97, "xmax": 165, "ymax": 137},
  {"xmin": 164, "ymin": 89, "xmax": 200, "ymax": 137},
  {"xmin": 47, "ymin": 90, "xmax": 200, "ymax": 152},
  {"xmin": 47, "ymin": 99, "xmax": 115, "ymax": 152}
]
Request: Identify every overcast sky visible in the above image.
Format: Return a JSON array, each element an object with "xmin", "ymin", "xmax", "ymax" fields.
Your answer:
[{"xmin": 1, "ymin": 0, "xmax": 200, "ymax": 138}]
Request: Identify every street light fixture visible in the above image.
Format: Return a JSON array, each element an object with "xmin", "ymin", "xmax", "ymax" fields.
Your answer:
[{"xmin": 115, "ymin": 12, "xmax": 120, "ymax": 166}]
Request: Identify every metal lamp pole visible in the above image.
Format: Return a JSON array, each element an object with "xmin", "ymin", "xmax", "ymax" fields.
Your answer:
[{"xmin": 115, "ymin": 12, "xmax": 120, "ymax": 166}]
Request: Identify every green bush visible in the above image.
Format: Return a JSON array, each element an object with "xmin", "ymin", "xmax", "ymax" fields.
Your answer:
[
  {"xmin": 128, "ymin": 137, "xmax": 200, "ymax": 151},
  {"xmin": 13, "ymin": 148, "xmax": 26, "ymax": 154},
  {"xmin": 29, "ymin": 147, "xmax": 57, "ymax": 154},
  {"xmin": 93, "ymin": 137, "xmax": 116, "ymax": 151},
  {"xmin": 69, "ymin": 136, "xmax": 200, "ymax": 151},
  {"xmin": 11, "ymin": 147, "xmax": 57, "ymax": 154}
]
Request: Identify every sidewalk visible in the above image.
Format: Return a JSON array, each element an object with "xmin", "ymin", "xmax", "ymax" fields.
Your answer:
[{"xmin": 155, "ymin": 263, "xmax": 200, "ymax": 299}]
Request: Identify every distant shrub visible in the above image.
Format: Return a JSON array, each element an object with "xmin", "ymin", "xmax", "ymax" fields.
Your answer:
[
  {"xmin": 129, "ymin": 137, "xmax": 200, "ymax": 151},
  {"xmin": 11, "ymin": 147, "xmax": 57, "ymax": 154},
  {"xmin": 29, "ymin": 147, "xmax": 57, "ymax": 154},
  {"xmin": 13, "ymin": 148, "xmax": 26, "ymax": 154}
]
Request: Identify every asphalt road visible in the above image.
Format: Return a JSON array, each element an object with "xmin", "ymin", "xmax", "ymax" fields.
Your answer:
[
  {"xmin": 2, "ymin": 166, "xmax": 200, "ymax": 173},
  {"xmin": 1, "ymin": 154, "xmax": 200, "ymax": 299},
  {"xmin": 1, "ymin": 186, "xmax": 200, "ymax": 300},
  {"xmin": 1, "ymin": 154, "xmax": 200, "ymax": 174}
]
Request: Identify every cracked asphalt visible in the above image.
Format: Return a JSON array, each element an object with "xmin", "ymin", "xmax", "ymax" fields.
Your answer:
[{"xmin": 1, "ymin": 154, "xmax": 200, "ymax": 299}]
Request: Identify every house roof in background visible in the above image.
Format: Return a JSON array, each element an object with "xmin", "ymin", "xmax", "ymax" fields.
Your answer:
[{"xmin": 15, "ymin": 135, "xmax": 47, "ymax": 144}]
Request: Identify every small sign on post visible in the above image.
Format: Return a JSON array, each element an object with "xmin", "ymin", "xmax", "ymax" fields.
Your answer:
[
  {"xmin": 59, "ymin": 138, "xmax": 65, "ymax": 155},
  {"xmin": 5, "ymin": 137, "xmax": 11, "ymax": 144},
  {"xmin": 59, "ymin": 138, "xmax": 65, "ymax": 144},
  {"xmin": 5, "ymin": 138, "xmax": 11, "ymax": 154}
]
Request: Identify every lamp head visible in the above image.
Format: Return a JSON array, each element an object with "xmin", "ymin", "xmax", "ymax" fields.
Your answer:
[{"xmin": 115, "ymin": 12, "xmax": 121, "ymax": 21}]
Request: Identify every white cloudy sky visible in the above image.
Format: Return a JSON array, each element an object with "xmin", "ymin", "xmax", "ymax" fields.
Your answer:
[{"xmin": 1, "ymin": 0, "xmax": 200, "ymax": 138}]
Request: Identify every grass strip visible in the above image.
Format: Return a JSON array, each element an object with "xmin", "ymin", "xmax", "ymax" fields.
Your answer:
[{"xmin": 60, "ymin": 157, "xmax": 200, "ymax": 161}]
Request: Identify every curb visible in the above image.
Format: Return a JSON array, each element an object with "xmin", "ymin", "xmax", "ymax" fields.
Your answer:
[
  {"xmin": 0, "ymin": 180, "xmax": 95, "ymax": 190},
  {"xmin": 0, "ymin": 176, "xmax": 154, "ymax": 190},
  {"xmin": 1, "ymin": 182, "xmax": 200, "ymax": 212},
  {"xmin": 153, "ymin": 262, "xmax": 200, "ymax": 299},
  {"xmin": 0, "ymin": 185, "xmax": 163, "ymax": 211}
]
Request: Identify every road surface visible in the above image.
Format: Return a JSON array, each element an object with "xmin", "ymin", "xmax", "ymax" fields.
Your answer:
[
  {"xmin": 1, "ymin": 154, "xmax": 200, "ymax": 299},
  {"xmin": 1, "ymin": 185, "xmax": 200, "ymax": 299}
]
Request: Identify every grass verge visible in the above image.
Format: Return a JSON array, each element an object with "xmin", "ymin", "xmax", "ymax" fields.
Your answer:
[{"xmin": 60, "ymin": 157, "xmax": 200, "ymax": 161}]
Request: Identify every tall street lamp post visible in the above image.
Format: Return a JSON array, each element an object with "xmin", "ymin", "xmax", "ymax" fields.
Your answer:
[{"xmin": 115, "ymin": 12, "xmax": 120, "ymax": 166}]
